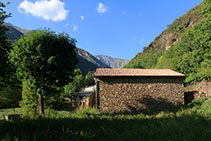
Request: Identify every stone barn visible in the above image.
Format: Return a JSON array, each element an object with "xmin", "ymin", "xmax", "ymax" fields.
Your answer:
[{"xmin": 94, "ymin": 68, "xmax": 185, "ymax": 112}]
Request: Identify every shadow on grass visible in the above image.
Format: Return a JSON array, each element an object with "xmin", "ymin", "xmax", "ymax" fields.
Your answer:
[
  {"xmin": 54, "ymin": 101, "xmax": 74, "ymax": 112},
  {"xmin": 0, "ymin": 114, "xmax": 211, "ymax": 141},
  {"xmin": 1, "ymin": 97, "xmax": 211, "ymax": 141}
]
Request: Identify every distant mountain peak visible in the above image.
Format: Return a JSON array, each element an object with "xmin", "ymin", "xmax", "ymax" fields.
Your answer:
[{"xmin": 95, "ymin": 55, "xmax": 129, "ymax": 68}]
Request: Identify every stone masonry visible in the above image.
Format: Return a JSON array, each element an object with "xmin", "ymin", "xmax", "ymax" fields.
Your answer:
[
  {"xmin": 95, "ymin": 76, "xmax": 184, "ymax": 112},
  {"xmin": 186, "ymin": 80, "xmax": 211, "ymax": 99}
]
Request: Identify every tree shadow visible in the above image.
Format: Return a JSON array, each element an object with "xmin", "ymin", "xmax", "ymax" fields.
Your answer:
[
  {"xmin": 106, "ymin": 95, "xmax": 185, "ymax": 116},
  {"xmin": 54, "ymin": 101, "xmax": 74, "ymax": 112},
  {"xmin": 1, "ymin": 97, "xmax": 210, "ymax": 140},
  {"xmin": 128, "ymin": 95, "xmax": 182, "ymax": 114}
]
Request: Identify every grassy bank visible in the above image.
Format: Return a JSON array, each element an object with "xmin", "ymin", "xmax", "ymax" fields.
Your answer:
[{"xmin": 0, "ymin": 97, "xmax": 211, "ymax": 140}]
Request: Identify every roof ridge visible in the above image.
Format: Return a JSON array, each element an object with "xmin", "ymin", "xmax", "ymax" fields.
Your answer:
[{"xmin": 95, "ymin": 68, "xmax": 185, "ymax": 77}]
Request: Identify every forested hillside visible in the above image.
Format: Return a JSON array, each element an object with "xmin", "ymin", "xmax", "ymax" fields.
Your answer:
[{"xmin": 125, "ymin": 0, "xmax": 211, "ymax": 83}]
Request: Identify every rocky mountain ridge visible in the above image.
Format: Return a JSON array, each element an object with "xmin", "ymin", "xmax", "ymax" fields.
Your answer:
[
  {"xmin": 131, "ymin": 2, "xmax": 204, "ymax": 60},
  {"xmin": 95, "ymin": 55, "xmax": 129, "ymax": 68}
]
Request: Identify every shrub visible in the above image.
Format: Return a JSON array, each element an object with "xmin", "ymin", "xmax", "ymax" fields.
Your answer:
[
  {"xmin": 0, "ymin": 86, "xmax": 21, "ymax": 108},
  {"xmin": 63, "ymin": 69, "xmax": 85, "ymax": 98},
  {"xmin": 19, "ymin": 80, "xmax": 39, "ymax": 118},
  {"xmin": 20, "ymin": 80, "xmax": 63, "ymax": 118}
]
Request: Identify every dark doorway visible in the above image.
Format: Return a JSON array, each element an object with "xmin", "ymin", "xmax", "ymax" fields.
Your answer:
[{"xmin": 184, "ymin": 91, "xmax": 196, "ymax": 104}]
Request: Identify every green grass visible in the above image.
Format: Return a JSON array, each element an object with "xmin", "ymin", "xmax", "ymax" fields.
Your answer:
[
  {"xmin": 0, "ymin": 107, "xmax": 22, "ymax": 120},
  {"xmin": 0, "ymin": 97, "xmax": 211, "ymax": 140}
]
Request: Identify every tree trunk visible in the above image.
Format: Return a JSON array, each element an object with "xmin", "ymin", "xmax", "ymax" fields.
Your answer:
[{"xmin": 38, "ymin": 93, "xmax": 44, "ymax": 116}]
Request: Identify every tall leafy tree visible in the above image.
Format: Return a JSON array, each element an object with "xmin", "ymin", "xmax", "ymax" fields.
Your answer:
[
  {"xmin": 0, "ymin": 2, "xmax": 11, "ymax": 86},
  {"xmin": 85, "ymin": 71, "xmax": 95, "ymax": 86},
  {"xmin": 64, "ymin": 69, "xmax": 85, "ymax": 98},
  {"xmin": 9, "ymin": 29, "xmax": 78, "ymax": 115}
]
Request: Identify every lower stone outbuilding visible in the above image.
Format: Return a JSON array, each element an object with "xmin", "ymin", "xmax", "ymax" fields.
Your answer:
[
  {"xmin": 184, "ymin": 80, "xmax": 211, "ymax": 104},
  {"xmin": 94, "ymin": 69, "xmax": 185, "ymax": 112}
]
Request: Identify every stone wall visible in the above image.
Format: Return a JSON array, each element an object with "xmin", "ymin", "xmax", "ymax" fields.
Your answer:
[
  {"xmin": 186, "ymin": 80, "xmax": 211, "ymax": 99},
  {"xmin": 95, "ymin": 76, "xmax": 184, "ymax": 112}
]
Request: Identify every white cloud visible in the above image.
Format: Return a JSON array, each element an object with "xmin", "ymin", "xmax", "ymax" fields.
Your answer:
[
  {"xmin": 97, "ymin": 2, "xmax": 108, "ymax": 14},
  {"xmin": 18, "ymin": 0, "xmax": 69, "ymax": 22},
  {"xmin": 80, "ymin": 16, "xmax": 84, "ymax": 21},
  {"xmin": 73, "ymin": 25, "xmax": 78, "ymax": 31}
]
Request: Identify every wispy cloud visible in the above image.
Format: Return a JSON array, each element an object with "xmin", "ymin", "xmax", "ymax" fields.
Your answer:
[
  {"xmin": 18, "ymin": 0, "xmax": 69, "ymax": 22},
  {"xmin": 97, "ymin": 2, "xmax": 108, "ymax": 14},
  {"xmin": 80, "ymin": 15, "xmax": 84, "ymax": 21},
  {"xmin": 73, "ymin": 25, "xmax": 78, "ymax": 31},
  {"xmin": 64, "ymin": 23, "xmax": 69, "ymax": 27}
]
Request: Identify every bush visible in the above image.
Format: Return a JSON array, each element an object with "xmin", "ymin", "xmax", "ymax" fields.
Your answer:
[
  {"xmin": 20, "ymin": 80, "xmax": 63, "ymax": 118},
  {"xmin": 63, "ymin": 69, "xmax": 85, "ymax": 98},
  {"xmin": 44, "ymin": 87, "xmax": 63, "ymax": 109},
  {"xmin": 19, "ymin": 80, "xmax": 39, "ymax": 118},
  {"xmin": 0, "ymin": 86, "xmax": 21, "ymax": 108}
]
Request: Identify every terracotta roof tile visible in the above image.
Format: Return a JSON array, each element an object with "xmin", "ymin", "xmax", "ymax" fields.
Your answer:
[{"xmin": 94, "ymin": 68, "xmax": 185, "ymax": 77}]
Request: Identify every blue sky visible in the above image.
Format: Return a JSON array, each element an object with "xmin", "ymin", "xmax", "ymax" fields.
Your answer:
[{"xmin": 3, "ymin": 0, "xmax": 203, "ymax": 60}]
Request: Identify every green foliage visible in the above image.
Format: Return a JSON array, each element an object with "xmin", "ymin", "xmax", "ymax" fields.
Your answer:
[
  {"xmin": 1, "ymin": 97, "xmax": 211, "ymax": 140},
  {"xmin": 157, "ymin": 14, "xmax": 211, "ymax": 83},
  {"xmin": 63, "ymin": 70, "xmax": 95, "ymax": 98},
  {"xmin": 197, "ymin": 59, "xmax": 211, "ymax": 80},
  {"xmin": 9, "ymin": 29, "xmax": 78, "ymax": 88},
  {"xmin": 125, "ymin": 50, "xmax": 162, "ymax": 69},
  {"xmin": 0, "ymin": 3, "xmax": 21, "ymax": 105},
  {"xmin": 44, "ymin": 88, "xmax": 63, "ymax": 109},
  {"xmin": 127, "ymin": 0, "xmax": 211, "ymax": 83},
  {"xmin": 0, "ymin": 2, "xmax": 12, "ymax": 86},
  {"xmin": 84, "ymin": 71, "xmax": 95, "ymax": 86},
  {"xmin": 0, "ymin": 108, "xmax": 21, "ymax": 120},
  {"xmin": 64, "ymin": 69, "xmax": 85, "ymax": 97},
  {"xmin": 71, "ymin": 108, "xmax": 100, "ymax": 119},
  {"xmin": 202, "ymin": 0, "xmax": 211, "ymax": 14},
  {"xmin": 9, "ymin": 29, "xmax": 78, "ymax": 115},
  {"xmin": 167, "ymin": 1, "xmax": 203, "ymax": 33},
  {"xmin": 20, "ymin": 80, "xmax": 39, "ymax": 118},
  {"xmin": 0, "ymin": 85, "xmax": 21, "ymax": 108},
  {"xmin": 20, "ymin": 79, "xmax": 63, "ymax": 118}
]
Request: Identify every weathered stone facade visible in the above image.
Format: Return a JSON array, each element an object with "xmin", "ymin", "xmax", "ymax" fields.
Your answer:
[
  {"xmin": 95, "ymin": 76, "xmax": 184, "ymax": 112},
  {"xmin": 185, "ymin": 80, "xmax": 211, "ymax": 99}
]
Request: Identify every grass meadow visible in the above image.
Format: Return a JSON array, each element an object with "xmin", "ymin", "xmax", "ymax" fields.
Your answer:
[{"xmin": 0, "ymin": 97, "xmax": 211, "ymax": 141}]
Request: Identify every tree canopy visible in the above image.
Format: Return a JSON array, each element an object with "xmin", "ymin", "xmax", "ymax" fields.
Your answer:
[
  {"xmin": 9, "ymin": 29, "xmax": 78, "ymax": 115},
  {"xmin": 0, "ymin": 2, "xmax": 11, "ymax": 86}
]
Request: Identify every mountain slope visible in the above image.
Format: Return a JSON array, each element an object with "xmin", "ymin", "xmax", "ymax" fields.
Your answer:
[
  {"xmin": 76, "ymin": 49, "xmax": 110, "ymax": 74},
  {"xmin": 125, "ymin": 2, "xmax": 205, "ymax": 68},
  {"xmin": 125, "ymin": 0, "xmax": 211, "ymax": 83},
  {"xmin": 5, "ymin": 23, "xmax": 24, "ymax": 42},
  {"xmin": 5, "ymin": 23, "xmax": 110, "ymax": 74},
  {"xmin": 95, "ymin": 55, "xmax": 129, "ymax": 68}
]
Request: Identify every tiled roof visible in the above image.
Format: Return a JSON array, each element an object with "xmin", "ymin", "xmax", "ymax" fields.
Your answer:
[{"xmin": 94, "ymin": 68, "xmax": 185, "ymax": 77}]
